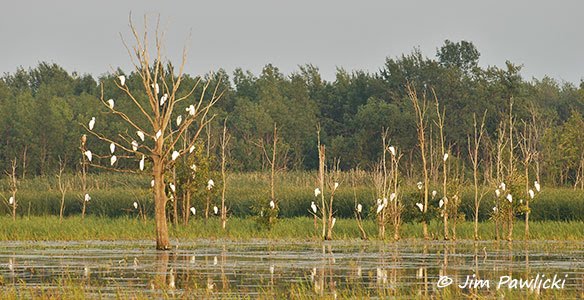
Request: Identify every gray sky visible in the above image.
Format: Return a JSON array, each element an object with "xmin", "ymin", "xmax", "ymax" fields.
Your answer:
[{"xmin": 2, "ymin": 0, "xmax": 583, "ymax": 83}]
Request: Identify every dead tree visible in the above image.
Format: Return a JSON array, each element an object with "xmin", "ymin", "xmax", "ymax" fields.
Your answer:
[
  {"xmin": 468, "ymin": 112, "xmax": 487, "ymax": 240},
  {"xmin": 57, "ymin": 159, "xmax": 69, "ymax": 222},
  {"xmin": 407, "ymin": 83, "xmax": 430, "ymax": 239},
  {"xmin": 220, "ymin": 119, "xmax": 231, "ymax": 229},
  {"xmin": 6, "ymin": 159, "xmax": 18, "ymax": 220},
  {"xmin": 433, "ymin": 93, "xmax": 450, "ymax": 240},
  {"xmin": 82, "ymin": 16, "xmax": 220, "ymax": 250}
]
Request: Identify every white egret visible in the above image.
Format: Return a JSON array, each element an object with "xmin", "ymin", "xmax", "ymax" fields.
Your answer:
[
  {"xmin": 432, "ymin": 190, "xmax": 437, "ymax": 199},
  {"xmin": 506, "ymin": 194, "xmax": 513, "ymax": 203},
  {"xmin": 84, "ymin": 150, "xmax": 93, "ymax": 162},
  {"xmin": 136, "ymin": 131, "xmax": 145, "ymax": 142},
  {"xmin": 133, "ymin": 202, "xmax": 138, "ymax": 209},
  {"xmin": 110, "ymin": 155, "xmax": 117, "ymax": 166},
  {"xmin": 171, "ymin": 151, "xmax": 180, "ymax": 161},
  {"xmin": 388, "ymin": 146, "xmax": 396, "ymax": 156},
  {"xmin": 493, "ymin": 206, "xmax": 498, "ymax": 213},
  {"xmin": 443, "ymin": 153, "xmax": 449, "ymax": 162},
  {"xmin": 107, "ymin": 99, "xmax": 114, "ymax": 109},
  {"xmin": 389, "ymin": 192, "xmax": 396, "ymax": 202},
  {"xmin": 84, "ymin": 193, "xmax": 91, "ymax": 202},
  {"xmin": 376, "ymin": 202, "xmax": 385, "ymax": 214},
  {"xmin": 213, "ymin": 256, "xmax": 218, "ymax": 266},
  {"xmin": 131, "ymin": 140, "xmax": 138, "ymax": 151},
  {"xmin": 528, "ymin": 189, "xmax": 535, "ymax": 199},
  {"xmin": 189, "ymin": 145, "xmax": 195, "ymax": 153},
  {"xmin": 155, "ymin": 130, "xmax": 162, "ymax": 140},
  {"xmin": 186, "ymin": 105, "xmax": 195, "ymax": 116},
  {"xmin": 495, "ymin": 189, "xmax": 501, "ymax": 198},
  {"xmin": 110, "ymin": 142, "xmax": 115, "ymax": 154},
  {"xmin": 118, "ymin": 75, "xmax": 126, "ymax": 86},
  {"xmin": 190, "ymin": 164, "xmax": 197, "ymax": 171},
  {"xmin": 439, "ymin": 199, "xmax": 444, "ymax": 208},
  {"xmin": 500, "ymin": 182, "xmax": 506, "ymax": 191},
  {"xmin": 151, "ymin": 83, "xmax": 160, "ymax": 94},
  {"xmin": 150, "ymin": 179, "xmax": 155, "ymax": 187},
  {"xmin": 176, "ymin": 115, "xmax": 183, "ymax": 126},
  {"xmin": 9, "ymin": 196, "xmax": 14, "ymax": 205},
  {"xmin": 519, "ymin": 199, "xmax": 523, "ymax": 204},
  {"xmin": 417, "ymin": 182, "xmax": 423, "ymax": 190},
  {"xmin": 190, "ymin": 207, "xmax": 196, "ymax": 216},
  {"xmin": 169, "ymin": 183, "xmax": 176, "ymax": 193},
  {"xmin": 331, "ymin": 217, "xmax": 336, "ymax": 228},
  {"xmin": 311, "ymin": 201, "xmax": 317, "ymax": 213},
  {"xmin": 160, "ymin": 94, "xmax": 168, "ymax": 106},
  {"xmin": 207, "ymin": 179, "xmax": 215, "ymax": 190},
  {"xmin": 88, "ymin": 117, "xmax": 95, "ymax": 130},
  {"xmin": 314, "ymin": 188, "xmax": 321, "ymax": 197},
  {"xmin": 213, "ymin": 205, "xmax": 219, "ymax": 214},
  {"xmin": 269, "ymin": 200, "xmax": 275, "ymax": 209},
  {"xmin": 357, "ymin": 203, "xmax": 362, "ymax": 213},
  {"xmin": 334, "ymin": 182, "xmax": 339, "ymax": 190},
  {"xmin": 416, "ymin": 202, "xmax": 424, "ymax": 212},
  {"xmin": 534, "ymin": 181, "xmax": 541, "ymax": 192}
]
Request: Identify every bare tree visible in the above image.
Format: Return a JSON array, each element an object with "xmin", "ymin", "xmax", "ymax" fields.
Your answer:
[
  {"xmin": 79, "ymin": 135, "xmax": 90, "ymax": 219},
  {"xmin": 57, "ymin": 159, "xmax": 69, "ymax": 223},
  {"xmin": 433, "ymin": 93, "xmax": 450, "ymax": 240},
  {"xmin": 407, "ymin": 83, "xmax": 430, "ymax": 239},
  {"xmin": 83, "ymin": 16, "xmax": 221, "ymax": 250},
  {"xmin": 6, "ymin": 159, "xmax": 18, "ymax": 220},
  {"xmin": 220, "ymin": 119, "xmax": 231, "ymax": 229},
  {"xmin": 468, "ymin": 112, "xmax": 487, "ymax": 240}
]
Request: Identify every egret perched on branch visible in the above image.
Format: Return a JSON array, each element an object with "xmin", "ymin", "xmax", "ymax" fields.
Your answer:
[
  {"xmin": 439, "ymin": 198, "xmax": 444, "ymax": 208},
  {"xmin": 311, "ymin": 201, "xmax": 317, "ymax": 213},
  {"xmin": 333, "ymin": 182, "xmax": 339, "ymax": 190},
  {"xmin": 207, "ymin": 179, "xmax": 215, "ymax": 190},
  {"xmin": 331, "ymin": 217, "xmax": 336, "ymax": 229},
  {"xmin": 176, "ymin": 115, "xmax": 183, "ymax": 126},
  {"xmin": 151, "ymin": 83, "xmax": 160, "ymax": 94},
  {"xmin": 189, "ymin": 145, "xmax": 195, "ymax": 153},
  {"xmin": 9, "ymin": 196, "xmax": 14, "ymax": 205},
  {"xmin": 110, "ymin": 143, "xmax": 116, "ymax": 154},
  {"xmin": 160, "ymin": 94, "xmax": 168, "ymax": 106},
  {"xmin": 136, "ymin": 131, "xmax": 145, "ymax": 142},
  {"xmin": 500, "ymin": 182, "xmax": 506, "ymax": 191},
  {"xmin": 118, "ymin": 75, "xmax": 125, "ymax": 86},
  {"xmin": 432, "ymin": 190, "xmax": 437, "ymax": 199},
  {"xmin": 84, "ymin": 150, "xmax": 93, "ymax": 162},
  {"xmin": 88, "ymin": 117, "xmax": 95, "ymax": 131},
  {"xmin": 417, "ymin": 182, "xmax": 423, "ymax": 190},
  {"xmin": 269, "ymin": 200, "xmax": 275, "ymax": 209},
  {"xmin": 155, "ymin": 130, "xmax": 162, "ymax": 140},
  {"xmin": 443, "ymin": 153, "xmax": 449, "ymax": 162},
  {"xmin": 190, "ymin": 164, "xmax": 197, "ymax": 171},
  {"xmin": 376, "ymin": 200, "xmax": 385, "ymax": 214},
  {"xmin": 107, "ymin": 99, "xmax": 114, "ymax": 109},
  {"xmin": 186, "ymin": 105, "xmax": 195, "ymax": 116},
  {"xmin": 133, "ymin": 202, "xmax": 138, "ymax": 209},
  {"xmin": 110, "ymin": 155, "xmax": 117, "ymax": 166},
  {"xmin": 139, "ymin": 155, "xmax": 145, "ymax": 171},
  {"xmin": 150, "ymin": 179, "xmax": 155, "ymax": 187},
  {"xmin": 190, "ymin": 207, "xmax": 196, "ymax": 216},
  {"xmin": 213, "ymin": 205, "xmax": 218, "ymax": 215},
  {"xmin": 493, "ymin": 206, "xmax": 498, "ymax": 213},
  {"xmin": 357, "ymin": 203, "xmax": 362, "ymax": 213},
  {"xmin": 528, "ymin": 189, "xmax": 535, "ymax": 199},
  {"xmin": 388, "ymin": 146, "xmax": 396, "ymax": 156},
  {"xmin": 169, "ymin": 183, "xmax": 176, "ymax": 193},
  {"xmin": 534, "ymin": 181, "xmax": 541, "ymax": 192},
  {"xmin": 171, "ymin": 151, "xmax": 180, "ymax": 161},
  {"xmin": 131, "ymin": 140, "xmax": 138, "ymax": 151},
  {"xmin": 495, "ymin": 189, "xmax": 501, "ymax": 198},
  {"xmin": 84, "ymin": 194, "xmax": 91, "ymax": 202},
  {"xmin": 506, "ymin": 194, "xmax": 513, "ymax": 203},
  {"xmin": 416, "ymin": 202, "xmax": 424, "ymax": 212},
  {"xmin": 314, "ymin": 188, "xmax": 321, "ymax": 197}
]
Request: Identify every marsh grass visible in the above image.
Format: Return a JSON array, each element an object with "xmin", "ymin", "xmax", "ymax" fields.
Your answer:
[{"xmin": 0, "ymin": 216, "xmax": 582, "ymax": 241}]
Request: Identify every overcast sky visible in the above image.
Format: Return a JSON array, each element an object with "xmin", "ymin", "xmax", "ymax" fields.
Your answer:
[{"xmin": 2, "ymin": 0, "xmax": 583, "ymax": 83}]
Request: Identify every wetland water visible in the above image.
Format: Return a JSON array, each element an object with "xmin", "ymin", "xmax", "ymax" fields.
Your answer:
[{"xmin": 1, "ymin": 239, "xmax": 582, "ymax": 298}]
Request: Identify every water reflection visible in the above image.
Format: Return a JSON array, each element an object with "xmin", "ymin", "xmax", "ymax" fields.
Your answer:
[{"xmin": 0, "ymin": 240, "xmax": 582, "ymax": 298}]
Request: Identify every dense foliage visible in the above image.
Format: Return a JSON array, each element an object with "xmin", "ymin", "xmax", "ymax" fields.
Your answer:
[{"xmin": 1, "ymin": 40, "xmax": 583, "ymax": 186}]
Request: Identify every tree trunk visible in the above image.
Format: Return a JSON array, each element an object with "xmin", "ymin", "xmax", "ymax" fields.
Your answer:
[{"xmin": 153, "ymin": 157, "xmax": 170, "ymax": 250}]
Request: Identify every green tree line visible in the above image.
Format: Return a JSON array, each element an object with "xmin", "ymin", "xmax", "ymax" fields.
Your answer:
[{"xmin": 1, "ymin": 40, "xmax": 583, "ymax": 186}]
